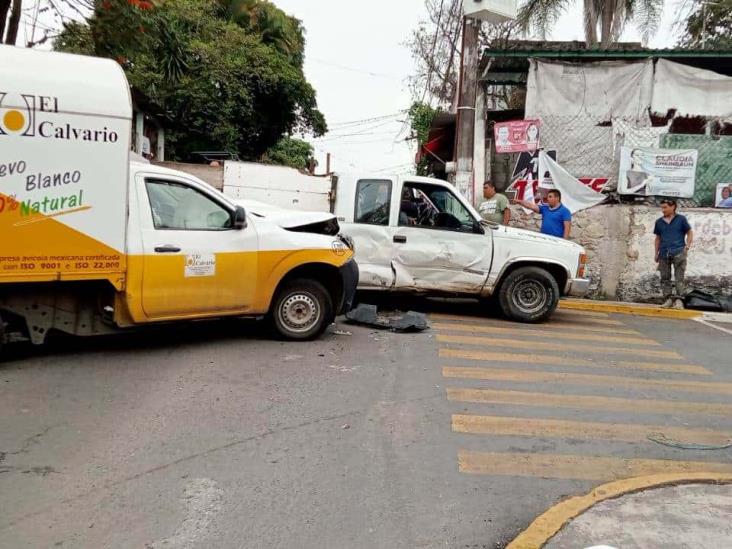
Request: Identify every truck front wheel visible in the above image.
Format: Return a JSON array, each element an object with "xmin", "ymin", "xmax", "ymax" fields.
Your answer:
[
  {"xmin": 270, "ymin": 279, "xmax": 333, "ymax": 340},
  {"xmin": 498, "ymin": 266, "xmax": 559, "ymax": 323}
]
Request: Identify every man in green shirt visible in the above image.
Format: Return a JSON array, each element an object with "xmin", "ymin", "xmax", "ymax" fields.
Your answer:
[{"xmin": 478, "ymin": 181, "xmax": 511, "ymax": 225}]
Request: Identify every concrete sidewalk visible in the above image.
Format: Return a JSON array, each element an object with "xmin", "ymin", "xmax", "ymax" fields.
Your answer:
[{"xmin": 508, "ymin": 475, "xmax": 732, "ymax": 549}]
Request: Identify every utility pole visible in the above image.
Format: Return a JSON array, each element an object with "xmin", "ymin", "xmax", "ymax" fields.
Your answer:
[{"xmin": 454, "ymin": 16, "xmax": 480, "ymax": 204}]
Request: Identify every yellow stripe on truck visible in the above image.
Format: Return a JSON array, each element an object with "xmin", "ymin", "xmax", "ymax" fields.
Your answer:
[
  {"xmin": 122, "ymin": 248, "xmax": 353, "ymax": 324},
  {"xmin": 0, "ymin": 192, "xmax": 126, "ymax": 290}
]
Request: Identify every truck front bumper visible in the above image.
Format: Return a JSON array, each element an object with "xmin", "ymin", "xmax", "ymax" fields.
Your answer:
[
  {"xmin": 338, "ymin": 259, "xmax": 360, "ymax": 314},
  {"xmin": 566, "ymin": 277, "xmax": 591, "ymax": 297}
]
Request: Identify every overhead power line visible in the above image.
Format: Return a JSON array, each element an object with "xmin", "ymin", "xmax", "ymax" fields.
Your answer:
[
  {"xmin": 328, "ymin": 111, "xmax": 407, "ymax": 129},
  {"xmin": 309, "ymin": 57, "xmax": 404, "ymax": 80}
]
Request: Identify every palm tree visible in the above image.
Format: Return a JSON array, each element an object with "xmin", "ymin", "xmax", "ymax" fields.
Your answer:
[{"xmin": 518, "ymin": 0, "xmax": 664, "ymax": 47}]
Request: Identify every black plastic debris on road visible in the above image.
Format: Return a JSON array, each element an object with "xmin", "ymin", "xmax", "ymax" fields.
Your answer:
[{"xmin": 345, "ymin": 304, "xmax": 430, "ymax": 333}]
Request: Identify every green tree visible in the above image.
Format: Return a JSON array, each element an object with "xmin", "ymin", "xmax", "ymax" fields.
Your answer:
[
  {"xmin": 55, "ymin": 0, "xmax": 326, "ymax": 161},
  {"xmin": 263, "ymin": 137, "xmax": 314, "ymax": 170},
  {"xmin": 518, "ymin": 0, "xmax": 664, "ymax": 47},
  {"xmin": 408, "ymin": 101, "xmax": 438, "ymax": 176},
  {"xmin": 678, "ymin": 0, "xmax": 732, "ymax": 49}
]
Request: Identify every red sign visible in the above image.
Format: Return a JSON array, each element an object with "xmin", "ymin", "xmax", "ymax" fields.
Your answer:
[
  {"xmin": 494, "ymin": 119, "xmax": 541, "ymax": 154},
  {"xmin": 510, "ymin": 178, "xmax": 609, "ymax": 203}
]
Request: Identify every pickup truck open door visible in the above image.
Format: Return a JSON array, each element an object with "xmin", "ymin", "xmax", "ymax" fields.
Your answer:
[
  {"xmin": 339, "ymin": 176, "xmax": 492, "ymax": 294},
  {"xmin": 391, "ymin": 180, "xmax": 491, "ymax": 293}
]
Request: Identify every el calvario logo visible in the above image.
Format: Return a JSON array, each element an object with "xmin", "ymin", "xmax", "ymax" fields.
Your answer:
[{"xmin": 0, "ymin": 92, "xmax": 119, "ymax": 143}]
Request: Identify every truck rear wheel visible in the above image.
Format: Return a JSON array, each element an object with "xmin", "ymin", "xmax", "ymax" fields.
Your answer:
[
  {"xmin": 498, "ymin": 266, "xmax": 559, "ymax": 323},
  {"xmin": 270, "ymin": 279, "xmax": 333, "ymax": 340}
]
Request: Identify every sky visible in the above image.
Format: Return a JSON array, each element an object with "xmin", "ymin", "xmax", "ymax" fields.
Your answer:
[
  {"xmin": 275, "ymin": 0, "xmax": 682, "ymax": 175},
  {"xmin": 19, "ymin": 0, "xmax": 683, "ymax": 173}
]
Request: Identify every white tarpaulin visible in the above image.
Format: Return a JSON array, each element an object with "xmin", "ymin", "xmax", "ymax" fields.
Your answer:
[
  {"xmin": 617, "ymin": 146, "xmax": 698, "ymax": 198},
  {"xmin": 538, "ymin": 151, "xmax": 606, "ymax": 213},
  {"xmin": 652, "ymin": 59, "xmax": 732, "ymax": 117},
  {"xmin": 525, "ymin": 59, "xmax": 653, "ymax": 120}
]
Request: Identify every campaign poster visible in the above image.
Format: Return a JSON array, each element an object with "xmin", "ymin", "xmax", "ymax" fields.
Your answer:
[
  {"xmin": 494, "ymin": 119, "xmax": 541, "ymax": 154},
  {"xmin": 511, "ymin": 150, "xmax": 556, "ymax": 182},
  {"xmin": 716, "ymin": 183, "xmax": 732, "ymax": 208},
  {"xmin": 618, "ymin": 147, "xmax": 698, "ymax": 198}
]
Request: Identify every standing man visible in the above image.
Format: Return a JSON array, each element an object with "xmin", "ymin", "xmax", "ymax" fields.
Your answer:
[
  {"xmin": 479, "ymin": 181, "xmax": 511, "ymax": 225},
  {"xmin": 654, "ymin": 199, "xmax": 693, "ymax": 309},
  {"xmin": 514, "ymin": 189, "xmax": 571, "ymax": 239}
]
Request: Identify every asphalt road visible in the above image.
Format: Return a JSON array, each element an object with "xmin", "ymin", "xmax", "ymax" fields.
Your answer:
[{"xmin": 1, "ymin": 302, "xmax": 731, "ymax": 549}]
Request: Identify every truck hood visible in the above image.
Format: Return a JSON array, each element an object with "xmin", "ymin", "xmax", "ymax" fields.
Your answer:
[
  {"xmin": 235, "ymin": 199, "xmax": 340, "ymax": 234},
  {"xmin": 489, "ymin": 223, "xmax": 585, "ymax": 252}
]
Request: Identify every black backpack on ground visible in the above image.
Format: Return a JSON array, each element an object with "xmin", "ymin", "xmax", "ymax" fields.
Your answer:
[{"xmin": 684, "ymin": 290, "xmax": 732, "ymax": 313}]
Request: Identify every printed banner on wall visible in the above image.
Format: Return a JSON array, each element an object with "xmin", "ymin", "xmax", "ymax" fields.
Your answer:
[
  {"xmin": 618, "ymin": 147, "xmax": 698, "ymax": 197},
  {"xmin": 716, "ymin": 183, "xmax": 732, "ymax": 208},
  {"xmin": 494, "ymin": 119, "xmax": 541, "ymax": 154}
]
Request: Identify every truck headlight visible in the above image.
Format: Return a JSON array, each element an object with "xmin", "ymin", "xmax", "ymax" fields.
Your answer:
[
  {"xmin": 577, "ymin": 253, "xmax": 588, "ymax": 278},
  {"xmin": 338, "ymin": 234, "xmax": 355, "ymax": 252}
]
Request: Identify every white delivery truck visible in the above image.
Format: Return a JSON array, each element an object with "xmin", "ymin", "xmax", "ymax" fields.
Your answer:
[
  {"xmin": 0, "ymin": 47, "xmax": 358, "ymax": 355},
  {"xmin": 224, "ymin": 162, "xmax": 590, "ymax": 322}
]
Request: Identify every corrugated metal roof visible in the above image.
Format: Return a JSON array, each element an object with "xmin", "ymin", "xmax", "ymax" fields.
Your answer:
[{"xmin": 480, "ymin": 41, "xmax": 732, "ymax": 81}]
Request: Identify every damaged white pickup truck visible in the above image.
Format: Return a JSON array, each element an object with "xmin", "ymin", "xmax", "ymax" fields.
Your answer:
[{"xmin": 224, "ymin": 164, "xmax": 590, "ymax": 322}]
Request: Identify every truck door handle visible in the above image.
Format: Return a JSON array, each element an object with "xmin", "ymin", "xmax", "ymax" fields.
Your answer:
[
  {"xmin": 154, "ymin": 245, "xmax": 181, "ymax": 253},
  {"xmin": 393, "ymin": 235, "xmax": 407, "ymax": 244}
]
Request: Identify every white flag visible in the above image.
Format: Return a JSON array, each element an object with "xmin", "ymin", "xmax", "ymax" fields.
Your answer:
[
  {"xmin": 521, "ymin": 174, "xmax": 536, "ymax": 215},
  {"xmin": 538, "ymin": 151, "xmax": 606, "ymax": 213}
]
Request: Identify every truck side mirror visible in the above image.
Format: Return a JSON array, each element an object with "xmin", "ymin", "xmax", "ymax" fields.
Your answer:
[{"xmin": 233, "ymin": 206, "xmax": 247, "ymax": 230}]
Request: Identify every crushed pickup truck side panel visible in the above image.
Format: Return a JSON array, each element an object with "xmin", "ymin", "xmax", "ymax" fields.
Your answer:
[{"xmin": 390, "ymin": 228, "xmax": 492, "ymax": 293}]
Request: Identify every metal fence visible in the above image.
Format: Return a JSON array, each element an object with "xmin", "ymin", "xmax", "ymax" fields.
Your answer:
[
  {"xmin": 660, "ymin": 135, "xmax": 732, "ymax": 207},
  {"xmin": 490, "ymin": 115, "xmax": 732, "ymax": 207}
]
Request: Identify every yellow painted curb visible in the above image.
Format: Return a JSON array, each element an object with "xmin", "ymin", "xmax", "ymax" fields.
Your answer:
[
  {"xmin": 506, "ymin": 473, "xmax": 732, "ymax": 549},
  {"xmin": 559, "ymin": 299, "xmax": 702, "ymax": 320}
]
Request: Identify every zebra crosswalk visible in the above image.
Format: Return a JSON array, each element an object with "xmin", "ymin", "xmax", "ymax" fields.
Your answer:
[{"xmin": 435, "ymin": 310, "xmax": 732, "ymax": 483}]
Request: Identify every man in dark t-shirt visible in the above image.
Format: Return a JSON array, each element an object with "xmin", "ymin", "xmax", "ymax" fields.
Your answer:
[{"xmin": 653, "ymin": 199, "xmax": 694, "ymax": 309}]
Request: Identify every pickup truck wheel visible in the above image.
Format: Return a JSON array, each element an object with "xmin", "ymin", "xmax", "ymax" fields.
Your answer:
[
  {"xmin": 271, "ymin": 279, "xmax": 333, "ymax": 340},
  {"xmin": 498, "ymin": 266, "xmax": 559, "ymax": 323}
]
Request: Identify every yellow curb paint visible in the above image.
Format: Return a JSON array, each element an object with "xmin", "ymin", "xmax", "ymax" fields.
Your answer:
[
  {"xmin": 442, "ymin": 366, "xmax": 732, "ymax": 396},
  {"xmin": 438, "ymin": 349, "xmax": 711, "ymax": 376},
  {"xmin": 433, "ymin": 322, "xmax": 659, "ymax": 346},
  {"xmin": 447, "ymin": 387, "xmax": 730, "ymax": 416},
  {"xmin": 452, "ymin": 414, "xmax": 732, "ymax": 445},
  {"xmin": 560, "ymin": 299, "xmax": 703, "ymax": 320},
  {"xmin": 438, "ymin": 334, "xmax": 682, "ymax": 359},
  {"xmin": 550, "ymin": 309, "xmax": 609, "ymax": 318},
  {"xmin": 429, "ymin": 312, "xmax": 626, "ymax": 327},
  {"xmin": 458, "ymin": 450, "xmax": 732, "ymax": 481},
  {"xmin": 504, "ymin": 471, "xmax": 732, "ymax": 549}
]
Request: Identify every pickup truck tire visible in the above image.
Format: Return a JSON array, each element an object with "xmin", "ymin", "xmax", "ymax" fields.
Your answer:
[
  {"xmin": 271, "ymin": 279, "xmax": 333, "ymax": 340},
  {"xmin": 498, "ymin": 266, "xmax": 559, "ymax": 323}
]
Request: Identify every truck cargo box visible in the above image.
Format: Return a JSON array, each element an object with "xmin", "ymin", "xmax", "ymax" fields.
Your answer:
[{"xmin": 0, "ymin": 47, "xmax": 132, "ymax": 290}]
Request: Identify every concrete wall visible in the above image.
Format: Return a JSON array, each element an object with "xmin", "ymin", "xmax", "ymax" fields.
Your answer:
[
  {"xmin": 509, "ymin": 204, "xmax": 732, "ymax": 302},
  {"xmin": 154, "ymin": 161, "xmax": 224, "ymax": 190}
]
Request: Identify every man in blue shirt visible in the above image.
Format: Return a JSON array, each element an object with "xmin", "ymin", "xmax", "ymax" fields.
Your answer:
[
  {"xmin": 654, "ymin": 199, "xmax": 694, "ymax": 309},
  {"xmin": 515, "ymin": 189, "xmax": 572, "ymax": 239}
]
